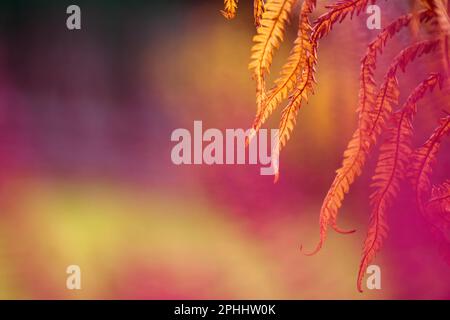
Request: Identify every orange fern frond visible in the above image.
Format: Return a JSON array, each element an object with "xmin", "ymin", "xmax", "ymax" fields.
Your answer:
[
  {"xmin": 305, "ymin": 39, "xmax": 441, "ymax": 256},
  {"xmin": 249, "ymin": 0, "xmax": 296, "ymax": 116},
  {"xmin": 277, "ymin": 58, "xmax": 315, "ymax": 152},
  {"xmin": 276, "ymin": 0, "xmax": 374, "ymax": 175},
  {"xmin": 357, "ymin": 73, "xmax": 443, "ymax": 292},
  {"xmin": 270, "ymin": 59, "xmax": 316, "ymax": 182},
  {"xmin": 408, "ymin": 115, "xmax": 450, "ymax": 215},
  {"xmin": 221, "ymin": 0, "xmax": 239, "ymax": 20},
  {"xmin": 250, "ymin": 0, "xmax": 316, "ymax": 142},
  {"xmin": 254, "ymin": 0, "xmax": 266, "ymax": 27}
]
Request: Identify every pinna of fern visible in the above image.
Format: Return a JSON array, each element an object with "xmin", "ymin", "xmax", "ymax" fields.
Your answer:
[{"xmin": 254, "ymin": 0, "xmax": 266, "ymax": 26}]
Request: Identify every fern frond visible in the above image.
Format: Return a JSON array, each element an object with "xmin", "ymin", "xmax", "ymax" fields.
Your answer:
[
  {"xmin": 408, "ymin": 115, "xmax": 450, "ymax": 215},
  {"xmin": 324, "ymin": 10, "xmax": 434, "ymax": 234},
  {"xmin": 367, "ymin": 39, "xmax": 440, "ymax": 138},
  {"xmin": 306, "ymin": 39, "xmax": 441, "ymax": 256},
  {"xmin": 357, "ymin": 73, "xmax": 443, "ymax": 292},
  {"xmin": 254, "ymin": 0, "xmax": 266, "ymax": 27},
  {"xmin": 358, "ymin": 10, "xmax": 434, "ymax": 121},
  {"xmin": 221, "ymin": 0, "xmax": 239, "ymax": 20},
  {"xmin": 249, "ymin": 0, "xmax": 296, "ymax": 116},
  {"xmin": 250, "ymin": 0, "xmax": 316, "ymax": 141},
  {"xmin": 268, "ymin": 57, "xmax": 315, "ymax": 181},
  {"xmin": 278, "ymin": 61, "xmax": 315, "ymax": 149},
  {"xmin": 276, "ymin": 0, "xmax": 373, "ymax": 171},
  {"xmin": 311, "ymin": 0, "xmax": 375, "ymax": 43}
]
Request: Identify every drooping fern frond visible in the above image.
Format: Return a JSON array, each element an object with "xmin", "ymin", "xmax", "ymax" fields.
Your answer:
[
  {"xmin": 254, "ymin": 0, "xmax": 266, "ymax": 27},
  {"xmin": 367, "ymin": 40, "xmax": 440, "ymax": 138},
  {"xmin": 219, "ymin": 0, "xmax": 450, "ymax": 292},
  {"xmin": 276, "ymin": 0, "xmax": 375, "ymax": 176},
  {"xmin": 408, "ymin": 115, "xmax": 450, "ymax": 215},
  {"xmin": 357, "ymin": 73, "xmax": 443, "ymax": 292},
  {"xmin": 311, "ymin": 0, "xmax": 375, "ymax": 42},
  {"xmin": 319, "ymin": 10, "xmax": 435, "ymax": 238},
  {"xmin": 221, "ymin": 0, "xmax": 239, "ymax": 20},
  {"xmin": 276, "ymin": 55, "xmax": 315, "ymax": 151},
  {"xmin": 305, "ymin": 39, "xmax": 441, "ymax": 256},
  {"xmin": 249, "ymin": 0, "xmax": 296, "ymax": 117},
  {"xmin": 249, "ymin": 0, "xmax": 317, "ymax": 144}
]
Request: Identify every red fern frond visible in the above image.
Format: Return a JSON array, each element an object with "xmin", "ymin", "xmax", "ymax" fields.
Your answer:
[
  {"xmin": 221, "ymin": 0, "xmax": 239, "ymax": 20},
  {"xmin": 311, "ymin": 0, "xmax": 375, "ymax": 43},
  {"xmin": 305, "ymin": 39, "xmax": 441, "ymax": 256},
  {"xmin": 249, "ymin": 0, "xmax": 296, "ymax": 116},
  {"xmin": 358, "ymin": 10, "xmax": 434, "ymax": 121},
  {"xmin": 409, "ymin": 115, "xmax": 450, "ymax": 215},
  {"xmin": 323, "ymin": 10, "xmax": 434, "ymax": 235},
  {"xmin": 357, "ymin": 73, "xmax": 443, "ymax": 292}
]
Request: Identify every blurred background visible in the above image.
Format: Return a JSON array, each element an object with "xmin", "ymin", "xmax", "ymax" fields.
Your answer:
[{"xmin": 0, "ymin": 0, "xmax": 448, "ymax": 299}]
